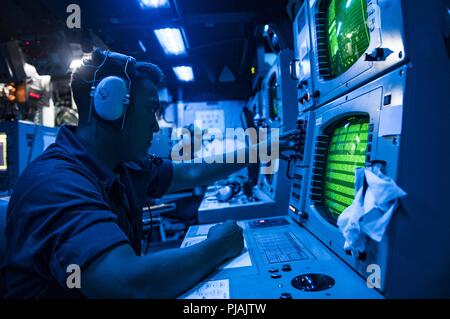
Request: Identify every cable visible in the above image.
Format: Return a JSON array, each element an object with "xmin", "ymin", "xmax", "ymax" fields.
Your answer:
[
  {"xmin": 120, "ymin": 57, "xmax": 132, "ymax": 131},
  {"xmin": 88, "ymin": 50, "xmax": 110, "ymax": 125}
]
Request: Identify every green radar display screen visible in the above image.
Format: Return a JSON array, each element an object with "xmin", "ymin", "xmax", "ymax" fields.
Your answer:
[
  {"xmin": 323, "ymin": 116, "xmax": 369, "ymax": 218},
  {"xmin": 327, "ymin": 0, "xmax": 370, "ymax": 78}
]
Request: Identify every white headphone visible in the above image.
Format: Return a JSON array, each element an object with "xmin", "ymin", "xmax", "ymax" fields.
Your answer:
[{"xmin": 88, "ymin": 50, "xmax": 134, "ymax": 130}]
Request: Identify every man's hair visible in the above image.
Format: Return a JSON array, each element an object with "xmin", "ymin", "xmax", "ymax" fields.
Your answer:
[{"xmin": 71, "ymin": 49, "xmax": 163, "ymax": 126}]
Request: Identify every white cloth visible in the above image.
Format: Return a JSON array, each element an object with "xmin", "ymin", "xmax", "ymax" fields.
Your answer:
[{"xmin": 337, "ymin": 164, "xmax": 407, "ymax": 254}]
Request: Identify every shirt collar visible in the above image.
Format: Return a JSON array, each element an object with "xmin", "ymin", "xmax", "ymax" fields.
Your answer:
[{"xmin": 55, "ymin": 125, "xmax": 119, "ymax": 185}]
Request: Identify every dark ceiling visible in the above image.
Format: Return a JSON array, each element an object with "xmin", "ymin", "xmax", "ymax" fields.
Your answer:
[{"xmin": 0, "ymin": 0, "xmax": 296, "ymax": 102}]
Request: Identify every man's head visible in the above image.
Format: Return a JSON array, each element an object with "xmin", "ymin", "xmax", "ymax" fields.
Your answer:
[{"xmin": 71, "ymin": 49, "xmax": 163, "ymax": 162}]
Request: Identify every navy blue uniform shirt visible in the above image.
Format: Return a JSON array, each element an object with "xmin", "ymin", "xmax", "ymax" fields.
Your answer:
[{"xmin": 1, "ymin": 125, "xmax": 173, "ymax": 298}]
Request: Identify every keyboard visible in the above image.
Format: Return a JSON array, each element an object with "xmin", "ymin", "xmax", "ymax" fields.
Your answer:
[{"xmin": 253, "ymin": 231, "xmax": 313, "ymax": 264}]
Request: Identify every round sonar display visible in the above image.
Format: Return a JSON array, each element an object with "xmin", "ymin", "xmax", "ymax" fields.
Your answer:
[
  {"xmin": 291, "ymin": 273, "xmax": 335, "ymax": 291},
  {"xmin": 323, "ymin": 116, "xmax": 369, "ymax": 219},
  {"xmin": 315, "ymin": 0, "xmax": 371, "ymax": 79}
]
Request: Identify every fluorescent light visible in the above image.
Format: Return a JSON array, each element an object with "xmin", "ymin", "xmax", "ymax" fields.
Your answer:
[
  {"xmin": 138, "ymin": 0, "xmax": 170, "ymax": 9},
  {"xmin": 345, "ymin": 0, "xmax": 353, "ymax": 8},
  {"xmin": 138, "ymin": 40, "xmax": 147, "ymax": 53},
  {"xmin": 173, "ymin": 66, "xmax": 194, "ymax": 82},
  {"xmin": 69, "ymin": 59, "xmax": 83, "ymax": 69},
  {"xmin": 154, "ymin": 28, "xmax": 187, "ymax": 56}
]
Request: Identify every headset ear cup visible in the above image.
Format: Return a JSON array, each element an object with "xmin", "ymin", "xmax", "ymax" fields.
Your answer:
[{"xmin": 93, "ymin": 76, "xmax": 128, "ymax": 121}]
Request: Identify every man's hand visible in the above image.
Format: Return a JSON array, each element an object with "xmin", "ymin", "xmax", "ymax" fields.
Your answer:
[
  {"xmin": 264, "ymin": 128, "xmax": 303, "ymax": 156},
  {"xmin": 207, "ymin": 220, "xmax": 244, "ymax": 260},
  {"xmin": 278, "ymin": 128, "xmax": 303, "ymax": 152}
]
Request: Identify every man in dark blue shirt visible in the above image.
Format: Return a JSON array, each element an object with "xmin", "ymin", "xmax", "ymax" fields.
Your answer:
[
  {"xmin": 2, "ymin": 49, "xmax": 295, "ymax": 298},
  {"xmin": 2, "ymin": 49, "xmax": 248, "ymax": 299}
]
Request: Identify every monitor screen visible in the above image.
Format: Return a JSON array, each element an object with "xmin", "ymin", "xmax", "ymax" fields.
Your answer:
[
  {"xmin": 0, "ymin": 133, "xmax": 7, "ymax": 171},
  {"xmin": 326, "ymin": 0, "xmax": 370, "ymax": 78},
  {"xmin": 323, "ymin": 116, "xmax": 369, "ymax": 218}
]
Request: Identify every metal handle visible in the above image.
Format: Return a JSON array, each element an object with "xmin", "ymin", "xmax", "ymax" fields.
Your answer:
[{"xmin": 289, "ymin": 59, "xmax": 299, "ymax": 81}]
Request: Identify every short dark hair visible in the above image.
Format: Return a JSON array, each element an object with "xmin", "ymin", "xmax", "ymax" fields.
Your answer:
[{"xmin": 71, "ymin": 49, "xmax": 163, "ymax": 126}]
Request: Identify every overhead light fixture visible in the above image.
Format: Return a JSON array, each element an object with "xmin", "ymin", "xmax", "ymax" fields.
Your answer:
[
  {"xmin": 172, "ymin": 66, "xmax": 194, "ymax": 82},
  {"xmin": 154, "ymin": 28, "xmax": 187, "ymax": 56},
  {"xmin": 69, "ymin": 59, "xmax": 83, "ymax": 70},
  {"xmin": 138, "ymin": 0, "xmax": 170, "ymax": 9}
]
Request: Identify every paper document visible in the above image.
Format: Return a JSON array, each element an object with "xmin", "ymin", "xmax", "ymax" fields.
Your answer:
[
  {"xmin": 195, "ymin": 224, "xmax": 215, "ymax": 236},
  {"xmin": 181, "ymin": 279, "xmax": 230, "ymax": 299},
  {"xmin": 181, "ymin": 236, "xmax": 207, "ymax": 248}
]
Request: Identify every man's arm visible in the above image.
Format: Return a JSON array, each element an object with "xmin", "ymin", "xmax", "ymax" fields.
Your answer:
[
  {"xmin": 167, "ymin": 134, "xmax": 267, "ymax": 193},
  {"xmin": 167, "ymin": 159, "xmax": 247, "ymax": 193},
  {"xmin": 167, "ymin": 129, "xmax": 300, "ymax": 193},
  {"xmin": 81, "ymin": 221, "xmax": 243, "ymax": 298}
]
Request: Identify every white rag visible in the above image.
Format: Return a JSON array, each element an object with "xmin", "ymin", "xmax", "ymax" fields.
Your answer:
[{"xmin": 337, "ymin": 164, "xmax": 407, "ymax": 254}]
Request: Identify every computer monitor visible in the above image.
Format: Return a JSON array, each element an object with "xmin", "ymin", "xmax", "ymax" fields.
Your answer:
[
  {"xmin": 322, "ymin": 116, "xmax": 369, "ymax": 221},
  {"xmin": 261, "ymin": 51, "xmax": 297, "ymax": 129},
  {"xmin": 289, "ymin": 0, "xmax": 450, "ymax": 298},
  {"xmin": 259, "ymin": 50, "xmax": 297, "ymax": 203},
  {"xmin": 308, "ymin": 0, "xmax": 406, "ymax": 106},
  {"xmin": 293, "ymin": 0, "xmax": 373, "ymax": 110},
  {"xmin": 294, "ymin": 66, "xmax": 406, "ymax": 294},
  {"xmin": 326, "ymin": 0, "xmax": 370, "ymax": 79},
  {"xmin": 307, "ymin": 113, "xmax": 373, "ymax": 227}
]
